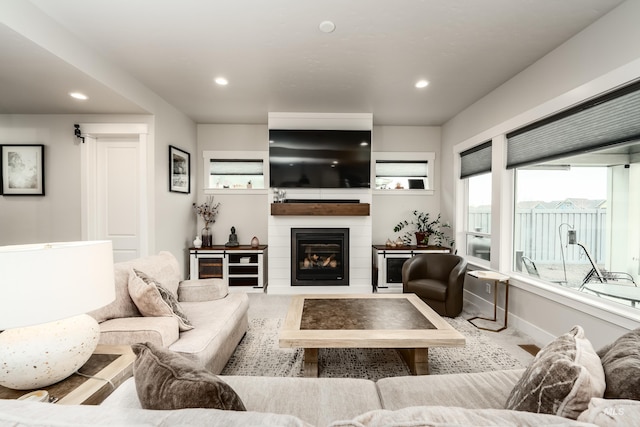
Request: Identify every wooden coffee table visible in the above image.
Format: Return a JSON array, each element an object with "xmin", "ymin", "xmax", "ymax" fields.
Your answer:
[{"xmin": 279, "ymin": 294, "xmax": 465, "ymax": 377}]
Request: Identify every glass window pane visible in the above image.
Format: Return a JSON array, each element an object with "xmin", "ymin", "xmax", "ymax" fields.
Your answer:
[{"xmin": 467, "ymin": 173, "xmax": 492, "ymax": 234}]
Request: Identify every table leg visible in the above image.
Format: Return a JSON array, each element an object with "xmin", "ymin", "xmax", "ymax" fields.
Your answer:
[
  {"xmin": 398, "ymin": 348, "xmax": 429, "ymax": 375},
  {"xmin": 303, "ymin": 348, "xmax": 319, "ymax": 377}
]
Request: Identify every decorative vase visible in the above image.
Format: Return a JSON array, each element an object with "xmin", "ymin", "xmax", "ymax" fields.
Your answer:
[
  {"xmin": 415, "ymin": 231, "xmax": 430, "ymax": 247},
  {"xmin": 251, "ymin": 236, "xmax": 259, "ymax": 248},
  {"xmin": 193, "ymin": 235, "xmax": 202, "ymax": 249},
  {"xmin": 201, "ymin": 226, "xmax": 213, "ymax": 247}
]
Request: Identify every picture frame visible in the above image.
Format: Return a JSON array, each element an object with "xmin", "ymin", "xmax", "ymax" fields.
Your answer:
[
  {"xmin": 169, "ymin": 145, "xmax": 190, "ymax": 193},
  {"xmin": 1, "ymin": 144, "xmax": 45, "ymax": 196}
]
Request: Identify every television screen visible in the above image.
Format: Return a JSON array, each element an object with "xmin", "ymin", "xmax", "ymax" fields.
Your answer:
[{"xmin": 269, "ymin": 129, "xmax": 371, "ymax": 188}]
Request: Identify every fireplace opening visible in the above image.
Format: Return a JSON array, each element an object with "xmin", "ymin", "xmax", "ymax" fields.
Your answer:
[{"xmin": 291, "ymin": 228, "xmax": 349, "ymax": 286}]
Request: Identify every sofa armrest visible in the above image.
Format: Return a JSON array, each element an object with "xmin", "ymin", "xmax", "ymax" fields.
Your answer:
[{"xmin": 178, "ymin": 278, "xmax": 228, "ymax": 302}]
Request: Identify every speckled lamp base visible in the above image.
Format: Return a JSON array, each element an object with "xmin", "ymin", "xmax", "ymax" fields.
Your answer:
[{"xmin": 0, "ymin": 314, "xmax": 100, "ymax": 390}]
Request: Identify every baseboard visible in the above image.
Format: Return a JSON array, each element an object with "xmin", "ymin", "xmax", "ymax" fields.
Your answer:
[{"xmin": 464, "ymin": 290, "xmax": 555, "ymax": 347}]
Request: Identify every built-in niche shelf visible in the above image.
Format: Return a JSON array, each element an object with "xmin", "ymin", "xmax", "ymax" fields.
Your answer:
[{"xmin": 271, "ymin": 203, "xmax": 370, "ymax": 216}]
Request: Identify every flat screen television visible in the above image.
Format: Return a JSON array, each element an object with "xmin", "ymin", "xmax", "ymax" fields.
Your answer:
[{"xmin": 269, "ymin": 129, "xmax": 371, "ymax": 189}]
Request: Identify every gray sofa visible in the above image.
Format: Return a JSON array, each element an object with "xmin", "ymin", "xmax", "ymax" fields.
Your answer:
[
  {"xmin": 0, "ymin": 369, "xmax": 636, "ymax": 426},
  {"xmin": 88, "ymin": 251, "xmax": 249, "ymax": 374}
]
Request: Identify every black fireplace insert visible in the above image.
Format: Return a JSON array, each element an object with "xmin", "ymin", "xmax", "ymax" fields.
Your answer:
[{"xmin": 291, "ymin": 228, "xmax": 349, "ymax": 286}]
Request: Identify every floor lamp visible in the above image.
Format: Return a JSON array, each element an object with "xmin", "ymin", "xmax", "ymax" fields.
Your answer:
[{"xmin": 0, "ymin": 241, "xmax": 115, "ymax": 390}]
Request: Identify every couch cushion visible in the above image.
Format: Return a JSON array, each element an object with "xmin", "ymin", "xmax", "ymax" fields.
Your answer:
[
  {"xmin": 329, "ymin": 406, "xmax": 599, "ymax": 427},
  {"xmin": 0, "ymin": 399, "xmax": 312, "ymax": 427},
  {"xmin": 597, "ymin": 328, "xmax": 640, "ymax": 400},
  {"xmin": 505, "ymin": 325, "xmax": 605, "ymax": 419},
  {"xmin": 97, "ymin": 316, "xmax": 180, "ymax": 347},
  {"xmin": 129, "ymin": 268, "xmax": 194, "ymax": 332},
  {"xmin": 89, "ymin": 251, "xmax": 182, "ymax": 323},
  {"xmin": 132, "ymin": 342, "xmax": 246, "ymax": 411},
  {"xmin": 223, "ymin": 376, "xmax": 382, "ymax": 427},
  {"xmin": 170, "ymin": 292, "xmax": 249, "ymax": 374},
  {"xmin": 178, "ymin": 278, "xmax": 228, "ymax": 302},
  {"xmin": 377, "ymin": 369, "xmax": 524, "ymax": 410},
  {"xmin": 577, "ymin": 397, "xmax": 640, "ymax": 426}
]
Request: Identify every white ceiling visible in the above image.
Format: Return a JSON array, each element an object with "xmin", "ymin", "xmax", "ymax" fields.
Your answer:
[{"xmin": 1, "ymin": 0, "xmax": 625, "ymax": 125}]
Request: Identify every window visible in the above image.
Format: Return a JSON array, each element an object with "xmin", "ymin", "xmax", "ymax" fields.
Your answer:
[
  {"xmin": 202, "ymin": 151, "xmax": 268, "ymax": 191},
  {"xmin": 513, "ymin": 142, "xmax": 640, "ymax": 308},
  {"xmin": 466, "ymin": 173, "xmax": 492, "ymax": 261},
  {"xmin": 460, "ymin": 141, "xmax": 492, "ymax": 261},
  {"xmin": 372, "ymin": 152, "xmax": 435, "ymax": 193}
]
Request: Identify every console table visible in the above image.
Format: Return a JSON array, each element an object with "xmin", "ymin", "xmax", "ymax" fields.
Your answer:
[
  {"xmin": 372, "ymin": 245, "xmax": 451, "ymax": 293},
  {"xmin": 189, "ymin": 245, "xmax": 268, "ymax": 291}
]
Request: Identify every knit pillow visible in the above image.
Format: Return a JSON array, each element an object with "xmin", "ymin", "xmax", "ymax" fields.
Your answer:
[
  {"xmin": 128, "ymin": 268, "xmax": 193, "ymax": 331},
  {"xmin": 505, "ymin": 325, "xmax": 605, "ymax": 419},
  {"xmin": 598, "ymin": 328, "xmax": 640, "ymax": 400},
  {"xmin": 132, "ymin": 342, "xmax": 246, "ymax": 411}
]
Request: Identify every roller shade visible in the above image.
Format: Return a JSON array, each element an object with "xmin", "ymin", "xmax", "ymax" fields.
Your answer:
[
  {"xmin": 507, "ymin": 80, "xmax": 640, "ymax": 169},
  {"xmin": 460, "ymin": 141, "xmax": 492, "ymax": 179}
]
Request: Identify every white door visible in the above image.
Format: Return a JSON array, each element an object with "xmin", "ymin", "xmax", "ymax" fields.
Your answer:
[
  {"xmin": 96, "ymin": 139, "xmax": 140, "ymax": 262},
  {"xmin": 81, "ymin": 123, "xmax": 149, "ymax": 263}
]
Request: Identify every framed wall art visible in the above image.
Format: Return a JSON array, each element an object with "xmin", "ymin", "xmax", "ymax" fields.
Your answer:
[
  {"xmin": 169, "ymin": 145, "xmax": 190, "ymax": 193},
  {"xmin": 1, "ymin": 144, "xmax": 45, "ymax": 196}
]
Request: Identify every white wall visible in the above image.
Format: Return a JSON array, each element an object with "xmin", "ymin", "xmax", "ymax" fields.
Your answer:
[
  {"xmin": 196, "ymin": 124, "xmax": 444, "ymax": 248},
  {"xmin": 0, "ymin": 112, "xmax": 197, "ymax": 275},
  {"xmin": 371, "ymin": 126, "xmax": 444, "ymax": 245},
  {"xmin": 441, "ymin": 0, "xmax": 640, "ymax": 347}
]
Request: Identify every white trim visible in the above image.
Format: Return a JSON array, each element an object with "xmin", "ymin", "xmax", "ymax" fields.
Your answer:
[{"xmin": 80, "ymin": 123, "xmax": 150, "ymax": 258}]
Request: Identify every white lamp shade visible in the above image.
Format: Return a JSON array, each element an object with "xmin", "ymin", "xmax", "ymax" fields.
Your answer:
[{"xmin": 0, "ymin": 240, "xmax": 116, "ymax": 330}]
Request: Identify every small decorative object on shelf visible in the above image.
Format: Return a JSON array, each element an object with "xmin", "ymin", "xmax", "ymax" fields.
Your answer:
[
  {"xmin": 193, "ymin": 195, "xmax": 220, "ymax": 248},
  {"xmin": 193, "ymin": 235, "xmax": 202, "ymax": 249},
  {"xmin": 251, "ymin": 236, "xmax": 259, "ymax": 248},
  {"xmin": 226, "ymin": 226, "xmax": 240, "ymax": 247}
]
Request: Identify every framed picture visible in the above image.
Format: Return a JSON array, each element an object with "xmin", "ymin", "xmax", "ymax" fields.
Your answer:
[
  {"xmin": 169, "ymin": 145, "xmax": 190, "ymax": 193},
  {"xmin": 1, "ymin": 144, "xmax": 45, "ymax": 196}
]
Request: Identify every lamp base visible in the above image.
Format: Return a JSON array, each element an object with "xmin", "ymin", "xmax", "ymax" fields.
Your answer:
[{"xmin": 0, "ymin": 314, "xmax": 100, "ymax": 390}]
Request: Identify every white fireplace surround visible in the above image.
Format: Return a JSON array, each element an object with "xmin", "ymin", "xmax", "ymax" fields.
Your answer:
[{"xmin": 267, "ymin": 188, "xmax": 372, "ymax": 294}]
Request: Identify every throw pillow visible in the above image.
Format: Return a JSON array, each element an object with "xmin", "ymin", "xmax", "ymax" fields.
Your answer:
[
  {"xmin": 504, "ymin": 325, "xmax": 605, "ymax": 419},
  {"xmin": 128, "ymin": 268, "xmax": 194, "ymax": 331},
  {"xmin": 132, "ymin": 342, "xmax": 246, "ymax": 411},
  {"xmin": 598, "ymin": 328, "xmax": 640, "ymax": 400}
]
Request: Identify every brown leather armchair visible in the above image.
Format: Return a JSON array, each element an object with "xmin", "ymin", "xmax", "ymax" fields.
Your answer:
[{"xmin": 402, "ymin": 253, "xmax": 467, "ymax": 317}]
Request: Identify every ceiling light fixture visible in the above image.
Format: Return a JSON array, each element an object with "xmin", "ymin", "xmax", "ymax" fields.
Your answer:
[
  {"xmin": 415, "ymin": 80, "xmax": 429, "ymax": 89},
  {"xmin": 319, "ymin": 20, "xmax": 336, "ymax": 33},
  {"xmin": 214, "ymin": 77, "xmax": 229, "ymax": 86},
  {"xmin": 69, "ymin": 92, "xmax": 88, "ymax": 100}
]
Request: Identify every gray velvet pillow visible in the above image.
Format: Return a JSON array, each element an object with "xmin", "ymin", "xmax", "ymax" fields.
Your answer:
[
  {"xmin": 132, "ymin": 342, "xmax": 246, "ymax": 411},
  {"xmin": 505, "ymin": 325, "xmax": 605, "ymax": 419},
  {"xmin": 598, "ymin": 328, "xmax": 640, "ymax": 400},
  {"xmin": 129, "ymin": 268, "xmax": 194, "ymax": 331}
]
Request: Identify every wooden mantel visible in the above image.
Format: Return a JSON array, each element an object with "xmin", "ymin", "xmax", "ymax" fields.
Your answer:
[{"xmin": 271, "ymin": 202, "xmax": 370, "ymax": 216}]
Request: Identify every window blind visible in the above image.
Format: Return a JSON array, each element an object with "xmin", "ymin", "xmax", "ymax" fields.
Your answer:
[
  {"xmin": 460, "ymin": 141, "xmax": 492, "ymax": 179},
  {"xmin": 506, "ymin": 80, "xmax": 640, "ymax": 169}
]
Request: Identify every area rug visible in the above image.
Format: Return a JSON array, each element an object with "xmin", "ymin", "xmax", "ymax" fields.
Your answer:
[{"xmin": 221, "ymin": 317, "xmax": 527, "ymax": 381}]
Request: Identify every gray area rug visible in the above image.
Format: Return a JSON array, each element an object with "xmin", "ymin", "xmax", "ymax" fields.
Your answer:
[{"xmin": 221, "ymin": 317, "xmax": 527, "ymax": 380}]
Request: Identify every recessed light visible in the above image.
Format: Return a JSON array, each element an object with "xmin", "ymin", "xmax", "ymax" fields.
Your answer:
[
  {"xmin": 360, "ymin": 141, "xmax": 369, "ymax": 146},
  {"xmin": 319, "ymin": 20, "xmax": 336, "ymax": 33},
  {"xmin": 69, "ymin": 92, "xmax": 88, "ymax": 100},
  {"xmin": 415, "ymin": 80, "xmax": 429, "ymax": 89},
  {"xmin": 214, "ymin": 77, "xmax": 228, "ymax": 86}
]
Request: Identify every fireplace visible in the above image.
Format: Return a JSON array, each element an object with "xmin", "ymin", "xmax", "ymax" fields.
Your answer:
[{"xmin": 291, "ymin": 228, "xmax": 349, "ymax": 286}]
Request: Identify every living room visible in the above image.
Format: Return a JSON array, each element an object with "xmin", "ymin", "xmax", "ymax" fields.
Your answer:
[{"xmin": 1, "ymin": 2, "xmax": 640, "ymax": 422}]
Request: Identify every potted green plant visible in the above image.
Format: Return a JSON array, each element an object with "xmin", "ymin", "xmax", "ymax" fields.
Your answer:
[{"xmin": 393, "ymin": 210, "xmax": 454, "ymax": 248}]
